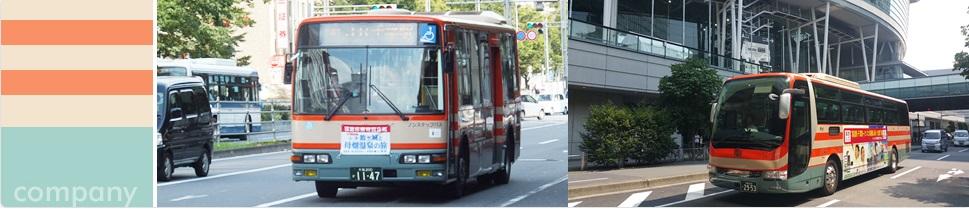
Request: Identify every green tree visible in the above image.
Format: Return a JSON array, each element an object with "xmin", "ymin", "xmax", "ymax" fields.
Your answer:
[
  {"xmin": 957, "ymin": 6, "xmax": 969, "ymax": 79},
  {"xmin": 629, "ymin": 106, "xmax": 677, "ymax": 164},
  {"xmin": 580, "ymin": 103, "xmax": 637, "ymax": 168},
  {"xmin": 515, "ymin": 4, "xmax": 563, "ymax": 89},
  {"xmin": 157, "ymin": 0, "xmax": 264, "ymax": 65},
  {"xmin": 658, "ymin": 57, "xmax": 723, "ymax": 149}
]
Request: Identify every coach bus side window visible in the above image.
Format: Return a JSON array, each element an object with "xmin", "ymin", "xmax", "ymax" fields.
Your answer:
[
  {"xmin": 842, "ymin": 92, "xmax": 865, "ymax": 124},
  {"xmin": 789, "ymin": 81, "xmax": 812, "ymax": 177},
  {"xmin": 500, "ymin": 34, "xmax": 516, "ymax": 102},
  {"xmin": 478, "ymin": 33, "xmax": 493, "ymax": 107},
  {"xmin": 468, "ymin": 31, "xmax": 482, "ymax": 106},
  {"xmin": 815, "ymin": 83, "xmax": 841, "ymax": 124},
  {"xmin": 865, "ymin": 97, "xmax": 883, "ymax": 124}
]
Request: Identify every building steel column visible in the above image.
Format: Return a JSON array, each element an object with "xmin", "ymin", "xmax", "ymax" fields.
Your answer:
[
  {"xmin": 871, "ymin": 24, "xmax": 879, "ymax": 81},
  {"xmin": 859, "ymin": 26, "xmax": 870, "ymax": 81},
  {"xmin": 821, "ymin": 2, "xmax": 830, "ymax": 75}
]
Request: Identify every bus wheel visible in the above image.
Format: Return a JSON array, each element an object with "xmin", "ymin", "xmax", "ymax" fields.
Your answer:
[
  {"xmin": 193, "ymin": 149, "xmax": 211, "ymax": 177},
  {"xmin": 494, "ymin": 136, "xmax": 513, "ymax": 185},
  {"xmin": 818, "ymin": 158, "xmax": 840, "ymax": 196},
  {"xmin": 158, "ymin": 151, "xmax": 174, "ymax": 181},
  {"xmin": 884, "ymin": 148, "xmax": 898, "ymax": 174},
  {"xmin": 446, "ymin": 141, "xmax": 469, "ymax": 199},
  {"xmin": 315, "ymin": 182, "xmax": 338, "ymax": 198}
]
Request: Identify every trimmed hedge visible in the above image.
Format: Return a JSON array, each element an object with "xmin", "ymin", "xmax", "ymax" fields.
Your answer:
[{"xmin": 580, "ymin": 103, "xmax": 676, "ymax": 168}]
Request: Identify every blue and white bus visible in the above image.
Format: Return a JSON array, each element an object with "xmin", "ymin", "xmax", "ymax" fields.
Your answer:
[{"xmin": 157, "ymin": 58, "xmax": 262, "ymax": 140}]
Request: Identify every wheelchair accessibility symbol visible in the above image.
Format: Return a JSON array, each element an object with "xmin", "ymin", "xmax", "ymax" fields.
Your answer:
[{"xmin": 419, "ymin": 24, "xmax": 437, "ymax": 44}]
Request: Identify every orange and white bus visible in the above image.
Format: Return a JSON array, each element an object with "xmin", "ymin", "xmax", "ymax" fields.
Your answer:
[
  {"xmin": 284, "ymin": 11, "xmax": 522, "ymax": 198},
  {"xmin": 708, "ymin": 73, "xmax": 910, "ymax": 195}
]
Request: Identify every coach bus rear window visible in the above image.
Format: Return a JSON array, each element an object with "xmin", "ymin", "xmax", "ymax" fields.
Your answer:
[{"xmin": 157, "ymin": 66, "xmax": 188, "ymax": 76}]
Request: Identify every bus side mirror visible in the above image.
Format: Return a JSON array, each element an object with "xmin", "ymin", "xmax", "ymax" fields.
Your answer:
[
  {"xmin": 283, "ymin": 62, "xmax": 293, "ymax": 85},
  {"xmin": 709, "ymin": 103, "xmax": 717, "ymax": 123},
  {"xmin": 778, "ymin": 93, "xmax": 792, "ymax": 119}
]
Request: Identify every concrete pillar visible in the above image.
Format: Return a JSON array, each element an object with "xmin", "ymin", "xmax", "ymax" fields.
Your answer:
[{"xmin": 603, "ymin": 0, "xmax": 618, "ymax": 28}]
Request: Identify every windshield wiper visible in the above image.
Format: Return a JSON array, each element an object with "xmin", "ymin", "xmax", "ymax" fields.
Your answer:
[
  {"xmin": 324, "ymin": 90, "xmax": 352, "ymax": 121},
  {"xmin": 369, "ymin": 84, "xmax": 410, "ymax": 121}
]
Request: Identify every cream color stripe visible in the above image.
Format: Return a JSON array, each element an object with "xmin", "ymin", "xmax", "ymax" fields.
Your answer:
[
  {"xmin": 1, "ymin": 45, "xmax": 153, "ymax": 70},
  {"xmin": 0, "ymin": 0, "xmax": 153, "ymax": 20},
  {"xmin": 813, "ymin": 140, "xmax": 843, "ymax": 149},
  {"xmin": 0, "ymin": 95, "xmax": 153, "ymax": 127}
]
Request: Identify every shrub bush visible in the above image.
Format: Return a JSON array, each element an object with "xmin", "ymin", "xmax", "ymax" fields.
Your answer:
[{"xmin": 580, "ymin": 103, "xmax": 676, "ymax": 168}]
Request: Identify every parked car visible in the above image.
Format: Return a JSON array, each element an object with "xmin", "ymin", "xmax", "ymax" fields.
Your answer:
[
  {"xmin": 520, "ymin": 95, "xmax": 544, "ymax": 120},
  {"xmin": 536, "ymin": 94, "xmax": 568, "ymax": 115},
  {"xmin": 954, "ymin": 130, "xmax": 969, "ymax": 147},
  {"xmin": 157, "ymin": 76, "xmax": 217, "ymax": 181},
  {"xmin": 921, "ymin": 129, "xmax": 948, "ymax": 153}
]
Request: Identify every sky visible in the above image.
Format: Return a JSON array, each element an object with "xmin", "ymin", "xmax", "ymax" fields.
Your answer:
[{"xmin": 903, "ymin": 0, "xmax": 969, "ymax": 71}]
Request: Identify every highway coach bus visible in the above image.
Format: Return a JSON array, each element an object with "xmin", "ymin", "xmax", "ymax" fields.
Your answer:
[
  {"xmin": 285, "ymin": 11, "xmax": 522, "ymax": 198},
  {"xmin": 708, "ymin": 73, "xmax": 910, "ymax": 196}
]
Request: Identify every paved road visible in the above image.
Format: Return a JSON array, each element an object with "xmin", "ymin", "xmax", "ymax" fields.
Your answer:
[
  {"xmin": 569, "ymin": 147, "xmax": 969, "ymax": 207},
  {"xmin": 158, "ymin": 115, "xmax": 568, "ymax": 207}
]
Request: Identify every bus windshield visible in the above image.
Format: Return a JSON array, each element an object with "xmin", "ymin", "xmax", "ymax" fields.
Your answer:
[
  {"xmin": 294, "ymin": 47, "xmax": 443, "ymax": 115},
  {"xmin": 712, "ymin": 77, "xmax": 789, "ymax": 150}
]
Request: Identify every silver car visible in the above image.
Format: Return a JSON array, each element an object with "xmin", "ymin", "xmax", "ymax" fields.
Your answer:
[
  {"xmin": 954, "ymin": 130, "xmax": 969, "ymax": 147},
  {"xmin": 921, "ymin": 130, "xmax": 948, "ymax": 152}
]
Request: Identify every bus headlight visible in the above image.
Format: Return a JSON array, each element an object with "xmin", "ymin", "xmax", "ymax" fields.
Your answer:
[
  {"xmin": 401, "ymin": 154, "xmax": 445, "ymax": 164},
  {"xmin": 418, "ymin": 155, "xmax": 431, "ymax": 164},
  {"xmin": 295, "ymin": 154, "xmax": 331, "ymax": 164},
  {"xmin": 764, "ymin": 170, "xmax": 787, "ymax": 180},
  {"xmin": 303, "ymin": 155, "xmax": 317, "ymax": 163},
  {"xmin": 403, "ymin": 155, "xmax": 417, "ymax": 164}
]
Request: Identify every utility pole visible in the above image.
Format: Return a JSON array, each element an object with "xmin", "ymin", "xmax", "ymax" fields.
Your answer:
[
  {"xmin": 426, "ymin": 0, "xmax": 431, "ymax": 12},
  {"xmin": 544, "ymin": 15, "xmax": 551, "ymax": 81}
]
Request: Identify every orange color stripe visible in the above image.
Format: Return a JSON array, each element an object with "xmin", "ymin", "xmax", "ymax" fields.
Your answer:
[
  {"xmin": 710, "ymin": 147, "xmax": 783, "ymax": 160},
  {"xmin": 293, "ymin": 114, "xmax": 446, "ymax": 121},
  {"xmin": 1, "ymin": 70, "xmax": 152, "ymax": 95},
  {"xmin": 811, "ymin": 146, "xmax": 843, "ymax": 157},
  {"xmin": 292, "ymin": 143, "xmax": 447, "ymax": 150},
  {"xmin": 1, "ymin": 20, "xmax": 152, "ymax": 45},
  {"xmin": 815, "ymin": 133, "xmax": 843, "ymax": 141}
]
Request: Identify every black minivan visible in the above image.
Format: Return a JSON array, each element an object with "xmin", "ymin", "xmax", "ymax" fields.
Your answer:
[{"xmin": 157, "ymin": 76, "xmax": 216, "ymax": 181}]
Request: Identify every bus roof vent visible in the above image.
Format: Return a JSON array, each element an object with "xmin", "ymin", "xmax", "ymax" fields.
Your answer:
[
  {"xmin": 802, "ymin": 73, "xmax": 860, "ymax": 89},
  {"xmin": 442, "ymin": 11, "xmax": 508, "ymax": 25},
  {"xmin": 366, "ymin": 9, "xmax": 414, "ymax": 15},
  {"xmin": 187, "ymin": 58, "xmax": 237, "ymax": 66}
]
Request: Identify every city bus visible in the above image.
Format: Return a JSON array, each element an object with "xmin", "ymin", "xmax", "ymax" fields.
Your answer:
[
  {"xmin": 285, "ymin": 11, "xmax": 522, "ymax": 198},
  {"xmin": 708, "ymin": 73, "xmax": 910, "ymax": 196},
  {"xmin": 157, "ymin": 58, "xmax": 263, "ymax": 140}
]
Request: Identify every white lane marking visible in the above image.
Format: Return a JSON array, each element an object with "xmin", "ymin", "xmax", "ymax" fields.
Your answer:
[
  {"xmin": 684, "ymin": 183, "xmax": 705, "ymax": 201},
  {"xmin": 568, "ymin": 201, "xmax": 583, "ymax": 207},
  {"xmin": 937, "ymin": 154, "xmax": 951, "ymax": 161},
  {"xmin": 816, "ymin": 199, "xmax": 840, "ymax": 207},
  {"xmin": 891, "ymin": 166, "xmax": 922, "ymax": 179},
  {"xmin": 937, "ymin": 169, "xmax": 965, "ymax": 182},
  {"xmin": 158, "ymin": 164, "xmax": 290, "ymax": 187},
  {"xmin": 617, "ymin": 191, "xmax": 652, "ymax": 207},
  {"xmin": 522, "ymin": 123, "xmax": 566, "ymax": 131},
  {"xmin": 254, "ymin": 192, "xmax": 317, "ymax": 207},
  {"xmin": 959, "ymin": 148, "xmax": 968, "ymax": 152},
  {"xmin": 568, "ymin": 177, "xmax": 609, "ymax": 184},
  {"xmin": 500, "ymin": 176, "xmax": 568, "ymax": 207},
  {"xmin": 214, "ymin": 150, "xmax": 289, "ymax": 162},
  {"xmin": 169, "ymin": 194, "xmax": 208, "ymax": 202},
  {"xmin": 657, "ymin": 189, "xmax": 733, "ymax": 207},
  {"xmin": 538, "ymin": 139, "xmax": 560, "ymax": 145}
]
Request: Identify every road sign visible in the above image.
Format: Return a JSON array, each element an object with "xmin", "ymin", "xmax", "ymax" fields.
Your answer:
[
  {"xmin": 517, "ymin": 31, "xmax": 526, "ymax": 41},
  {"xmin": 527, "ymin": 31, "xmax": 538, "ymax": 40}
]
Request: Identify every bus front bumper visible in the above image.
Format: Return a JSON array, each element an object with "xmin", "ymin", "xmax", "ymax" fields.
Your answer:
[
  {"xmin": 291, "ymin": 149, "xmax": 449, "ymax": 186},
  {"xmin": 709, "ymin": 170, "xmax": 820, "ymax": 194}
]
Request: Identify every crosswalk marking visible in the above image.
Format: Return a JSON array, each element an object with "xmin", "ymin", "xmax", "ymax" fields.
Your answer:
[
  {"xmin": 568, "ymin": 201, "xmax": 582, "ymax": 207},
  {"xmin": 684, "ymin": 183, "xmax": 705, "ymax": 201},
  {"xmin": 617, "ymin": 191, "xmax": 652, "ymax": 207}
]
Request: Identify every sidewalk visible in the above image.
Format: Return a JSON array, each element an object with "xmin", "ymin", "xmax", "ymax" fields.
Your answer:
[{"xmin": 567, "ymin": 161, "xmax": 709, "ymax": 199}]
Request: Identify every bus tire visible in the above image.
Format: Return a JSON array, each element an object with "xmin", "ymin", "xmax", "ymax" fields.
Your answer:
[
  {"xmin": 158, "ymin": 151, "xmax": 174, "ymax": 181},
  {"xmin": 446, "ymin": 139, "xmax": 469, "ymax": 199},
  {"xmin": 494, "ymin": 133, "xmax": 513, "ymax": 185},
  {"xmin": 193, "ymin": 149, "xmax": 211, "ymax": 177},
  {"xmin": 315, "ymin": 181, "xmax": 338, "ymax": 198},
  {"xmin": 884, "ymin": 147, "xmax": 898, "ymax": 174},
  {"xmin": 818, "ymin": 158, "xmax": 840, "ymax": 196}
]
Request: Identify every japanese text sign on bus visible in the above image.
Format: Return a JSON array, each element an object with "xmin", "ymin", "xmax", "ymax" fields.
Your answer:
[
  {"xmin": 843, "ymin": 126, "xmax": 889, "ymax": 144},
  {"xmin": 340, "ymin": 125, "xmax": 392, "ymax": 155}
]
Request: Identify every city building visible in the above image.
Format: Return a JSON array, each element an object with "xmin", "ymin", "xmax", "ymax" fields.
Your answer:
[{"xmin": 567, "ymin": 0, "xmax": 929, "ymax": 169}]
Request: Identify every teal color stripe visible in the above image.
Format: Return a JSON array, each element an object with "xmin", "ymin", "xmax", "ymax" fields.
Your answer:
[{"xmin": 1, "ymin": 127, "xmax": 153, "ymax": 207}]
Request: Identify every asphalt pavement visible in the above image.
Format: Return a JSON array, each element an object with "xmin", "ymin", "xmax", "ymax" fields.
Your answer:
[
  {"xmin": 158, "ymin": 115, "xmax": 568, "ymax": 207},
  {"xmin": 569, "ymin": 146, "xmax": 969, "ymax": 207}
]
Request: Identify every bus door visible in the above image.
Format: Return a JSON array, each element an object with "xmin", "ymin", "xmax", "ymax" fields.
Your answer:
[
  {"xmin": 471, "ymin": 31, "xmax": 497, "ymax": 175},
  {"xmin": 456, "ymin": 29, "xmax": 487, "ymax": 176}
]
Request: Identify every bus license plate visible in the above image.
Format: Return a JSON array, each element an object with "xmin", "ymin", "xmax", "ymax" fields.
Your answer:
[
  {"xmin": 350, "ymin": 167, "xmax": 382, "ymax": 181},
  {"xmin": 741, "ymin": 182, "xmax": 757, "ymax": 192}
]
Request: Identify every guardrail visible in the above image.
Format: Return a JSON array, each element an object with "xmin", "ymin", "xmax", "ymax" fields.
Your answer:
[{"xmin": 212, "ymin": 100, "xmax": 292, "ymax": 142}]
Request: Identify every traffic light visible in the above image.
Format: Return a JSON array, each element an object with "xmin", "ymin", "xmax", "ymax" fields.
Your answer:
[
  {"xmin": 526, "ymin": 22, "xmax": 545, "ymax": 33},
  {"xmin": 371, "ymin": 4, "xmax": 397, "ymax": 10}
]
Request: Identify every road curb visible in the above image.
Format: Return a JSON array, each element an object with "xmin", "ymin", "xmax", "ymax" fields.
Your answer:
[
  {"xmin": 214, "ymin": 142, "xmax": 291, "ymax": 159},
  {"xmin": 568, "ymin": 172, "xmax": 709, "ymax": 199}
]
